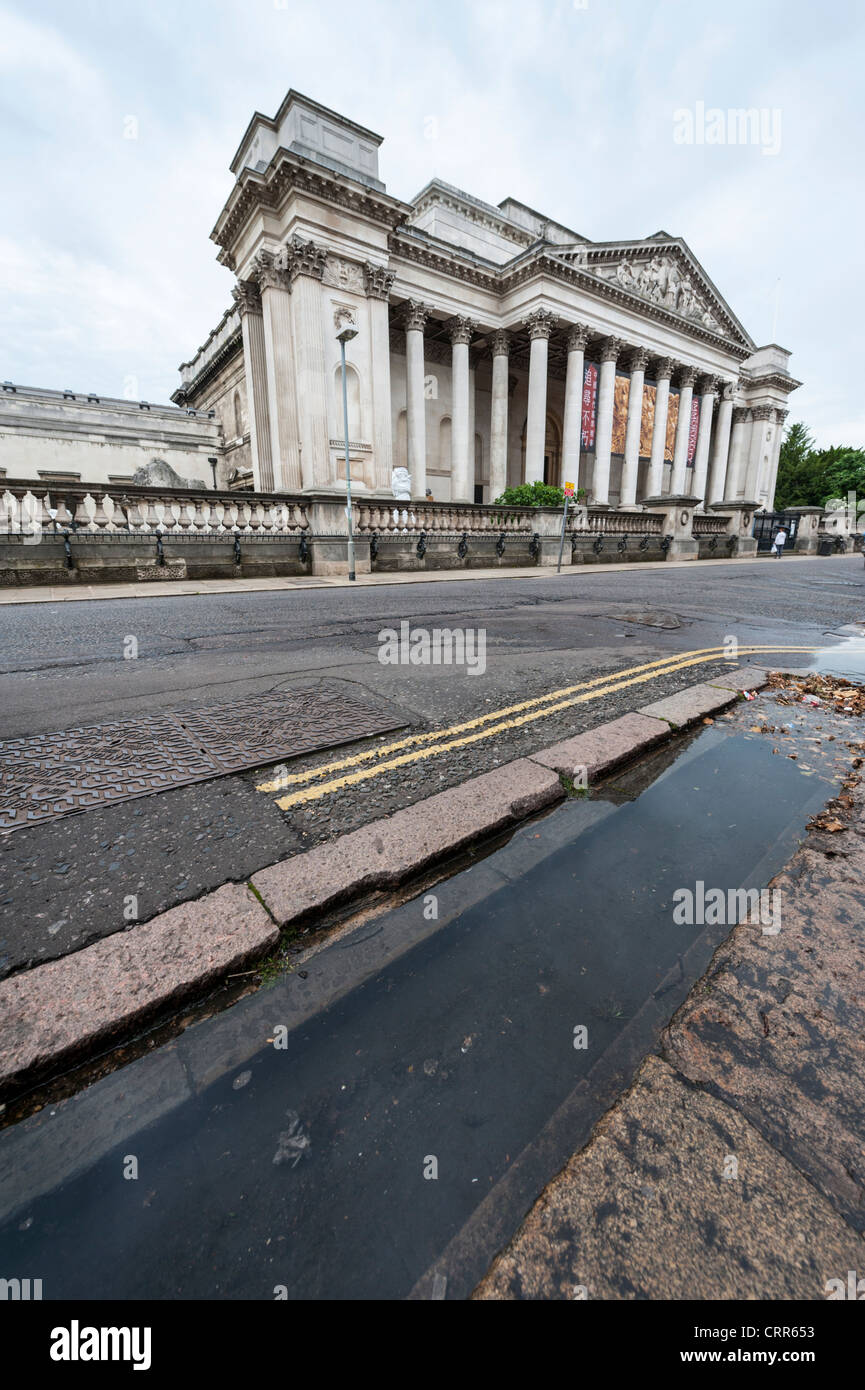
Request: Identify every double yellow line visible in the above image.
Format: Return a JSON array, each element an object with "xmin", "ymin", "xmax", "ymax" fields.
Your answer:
[{"xmin": 256, "ymin": 645, "xmax": 818, "ymax": 811}]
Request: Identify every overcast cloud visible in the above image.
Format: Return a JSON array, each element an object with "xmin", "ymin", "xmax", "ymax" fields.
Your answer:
[{"xmin": 1, "ymin": 0, "xmax": 862, "ymax": 445}]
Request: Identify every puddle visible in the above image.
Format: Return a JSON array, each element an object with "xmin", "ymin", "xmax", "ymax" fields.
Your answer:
[
  {"xmin": 0, "ymin": 699, "xmax": 855, "ymax": 1302},
  {"xmin": 812, "ymin": 636, "xmax": 865, "ymax": 683}
]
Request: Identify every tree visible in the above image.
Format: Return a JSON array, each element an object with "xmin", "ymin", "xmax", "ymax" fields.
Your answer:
[{"xmin": 773, "ymin": 421, "xmax": 821, "ymax": 509}]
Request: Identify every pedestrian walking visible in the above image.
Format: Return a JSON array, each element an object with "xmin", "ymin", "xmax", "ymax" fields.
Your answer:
[{"xmin": 771, "ymin": 525, "xmax": 787, "ymax": 558}]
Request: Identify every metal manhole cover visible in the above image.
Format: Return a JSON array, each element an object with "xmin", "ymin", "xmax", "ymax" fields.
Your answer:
[{"xmin": 0, "ymin": 688, "xmax": 407, "ymax": 832}]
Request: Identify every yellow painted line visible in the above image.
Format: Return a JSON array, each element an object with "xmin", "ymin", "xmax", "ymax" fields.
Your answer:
[
  {"xmin": 257, "ymin": 645, "xmax": 742, "ymax": 793},
  {"xmin": 271, "ymin": 645, "xmax": 817, "ymax": 811},
  {"xmin": 257, "ymin": 643, "xmax": 817, "ymax": 793}
]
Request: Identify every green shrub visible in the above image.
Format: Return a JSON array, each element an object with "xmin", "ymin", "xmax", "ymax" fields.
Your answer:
[{"xmin": 494, "ymin": 481, "xmax": 586, "ymax": 507}]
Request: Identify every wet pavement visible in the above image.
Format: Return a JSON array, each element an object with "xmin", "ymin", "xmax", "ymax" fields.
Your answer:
[{"xmin": 0, "ymin": 698, "xmax": 851, "ymax": 1301}]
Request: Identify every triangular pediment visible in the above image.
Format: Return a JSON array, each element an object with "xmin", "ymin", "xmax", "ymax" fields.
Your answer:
[{"xmin": 549, "ymin": 237, "xmax": 754, "ymax": 350}]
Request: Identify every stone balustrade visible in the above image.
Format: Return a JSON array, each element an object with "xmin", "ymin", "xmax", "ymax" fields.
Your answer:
[
  {"xmin": 0, "ymin": 481, "xmax": 309, "ymax": 538},
  {"xmin": 0, "ymin": 478, "xmax": 845, "ymax": 589}
]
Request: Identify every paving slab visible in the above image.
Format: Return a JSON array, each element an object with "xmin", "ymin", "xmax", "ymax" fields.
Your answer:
[
  {"xmin": 662, "ymin": 822, "xmax": 865, "ymax": 1232},
  {"xmin": 707, "ymin": 664, "xmax": 771, "ymax": 692},
  {"xmin": 0, "ymin": 883, "xmax": 277, "ymax": 1096},
  {"xmin": 637, "ymin": 680, "xmax": 739, "ymax": 728},
  {"xmin": 527, "ymin": 711, "xmax": 671, "ymax": 782},
  {"xmin": 474, "ymin": 1055, "xmax": 864, "ymax": 1301},
  {"xmin": 252, "ymin": 758, "xmax": 563, "ymax": 926}
]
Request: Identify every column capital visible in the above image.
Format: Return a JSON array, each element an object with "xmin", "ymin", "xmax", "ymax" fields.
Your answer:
[
  {"xmin": 696, "ymin": 373, "xmax": 718, "ymax": 396},
  {"xmin": 598, "ymin": 335, "xmax": 624, "ymax": 364},
  {"xmin": 628, "ymin": 346, "xmax": 650, "ymax": 372},
  {"xmin": 523, "ymin": 307, "xmax": 556, "ymax": 341},
  {"xmin": 565, "ymin": 322, "xmax": 590, "ymax": 352},
  {"xmin": 732, "ymin": 406, "xmax": 751, "ymax": 425},
  {"xmin": 774, "ymin": 407, "xmax": 790, "ymax": 425},
  {"xmin": 721, "ymin": 379, "xmax": 737, "ymax": 402},
  {"xmin": 404, "ymin": 299, "xmax": 432, "ymax": 333},
  {"xmin": 752, "ymin": 405, "xmax": 775, "ymax": 422},
  {"xmin": 250, "ymin": 249, "xmax": 289, "ymax": 293},
  {"xmin": 278, "ymin": 236, "xmax": 328, "ymax": 283},
  {"xmin": 653, "ymin": 356, "xmax": 676, "ymax": 381},
  {"xmin": 363, "ymin": 262, "xmax": 396, "ymax": 300},
  {"xmin": 490, "ymin": 329, "xmax": 511, "ymax": 357},
  {"xmin": 677, "ymin": 364, "xmax": 698, "ymax": 389},
  {"xmin": 446, "ymin": 314, "xmax": 477, "ymax": 346},
  {"xmin": 232, "ymin": 279, "xmax": 262, "ymax": 317}
]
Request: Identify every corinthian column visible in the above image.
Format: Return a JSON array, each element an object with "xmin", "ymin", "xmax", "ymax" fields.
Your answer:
[
  {"xmin": 648, "ymin": 357, "xmax": 675, "ymax": 497},
  {"xmin": 364, "ymin": 263, "xmax": 396, "ymax": 492},
  {"xmin": 404, "ymin": 300, "xmax": 431, "ymax": 500},
  {"xmin": 252, "ymin": 250, "xmax": 300, "ymax": 492},
  {"xmin": 748, "ymin": 407, "xmax": 774, "ymax": 503},
  {"xmin": 281, "ymin": 236, "xmax": 329, "ymax": 490},
  {"xmin": 593, "ymin": 337, "xmax": 622, "ymax": 505},
  {"xmin": 707, "ymin": 381, "xmax": 735, "ymax": 504},
  {"xmin": 523, "ymin": 308, "xmax": 555, "ymax": 484},
  {"xmin": 671, "ymin": 365, "xmax": 697, "ymax": 494},
  {"xmin": 561, "ymin": 323, "xmax": 588, "ymax": 493},
  {"xmin": 232, "ymin": 279, "xmax": 274, "ymax": 492},
  {"xmin": 691, "ymin": 375, "xmax": 717, "ymax": 506},
  {"xmin": 726, "ymin": 407, "xmax": 751, "ymax": 499},
  {"xmin": 763, "ymin": 407, "xmax": 788, "ymax": 510},
  {"xmin": 489, "ymin": 330, "xmax": 510, "ymax": 502},
  {"xmin": 448, "ymin": 315, "xmax": 476, "ymax": 503},
  {"xmin": 620, "ymin": 346, "xmax": 649, "ymax": 506}
]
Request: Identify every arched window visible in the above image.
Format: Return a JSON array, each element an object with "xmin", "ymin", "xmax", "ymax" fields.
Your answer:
[{"xmin": 438, "ymin": 417, "xmax": 452, "ymax": 475}]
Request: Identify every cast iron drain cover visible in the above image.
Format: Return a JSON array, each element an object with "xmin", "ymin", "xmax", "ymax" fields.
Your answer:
[{"xmin": 0, "ymin": 687, "xmax": 408, "ymax": 832}]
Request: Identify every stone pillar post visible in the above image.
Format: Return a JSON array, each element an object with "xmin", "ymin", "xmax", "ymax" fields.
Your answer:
[
  {"xmin": 523, "ymin": 308, "xmax": 555, "ymax": 484},
  {"xmin": 364, "ymin": 263, "xmax": 396, "ymax": 493},
  {"xmin": 671, "ymin": 365, "xmax": 697, "ymax": 494},
  {"xmin": 404, "ymin": 300, "xmax": 431, "ymax": 501},
  {"xmin": 725, "ymin": 407, "xmax": 751, "ymax": 499},
  {"xmin": 691, "ymin": 375, "xmax": 717, "ymax": 507},
  {"xmin": 706, "ymin": 380, "xmax": 735, "ymax": 504},
  {"xmin": 252, "ymin": 251, "xmax": 301, "ymax": 493},
  {"xmin": 620, "ymin": 346, "xmax": 649, "ymax": 506},
  {"xmin": 448, "ymin": 315, "xmax": 476, "ymax": 503},
  {"xmin": 232, "ymin": 279, "xmax": 275, "ymax": 492},
  {"xmin": 281, "ymin": 237, "xmax": 329, "ymax": 491},
  {"xmin": 489, "ymin": 330, "xmax": 510, "ymax": 502},
  {"xmin": 593, "ymin": 337, "xmax": 623, "ymax": 506},
  {"xmin": 647, "ymin": 357, "xmax": 675, "ymax": 498},
  {"xmin": 561, "ymin": 323, "xmax": 588, "ymax": 492}
]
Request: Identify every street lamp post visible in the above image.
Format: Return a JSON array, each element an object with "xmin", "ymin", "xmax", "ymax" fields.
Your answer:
[{"xmin": 336, "ymin": 321, "xmax": 359, "ymax": 581}]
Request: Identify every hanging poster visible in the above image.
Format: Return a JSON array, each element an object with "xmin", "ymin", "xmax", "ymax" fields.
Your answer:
[
  {"xmin": 581, "ymin": 362, "xmax": 598, "ymax": 450},
  {"xmin": 687, "ymin": 396, "xmax": 700, "ymax": 465}
]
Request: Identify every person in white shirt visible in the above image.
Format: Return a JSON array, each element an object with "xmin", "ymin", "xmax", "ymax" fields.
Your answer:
[{"xmin": 771, "ymin": 526, "xmax": 787, "ymax": 557}]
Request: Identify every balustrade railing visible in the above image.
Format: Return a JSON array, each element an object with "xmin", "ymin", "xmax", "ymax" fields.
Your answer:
[
  {"xmin": 692, "ymin": 514, "xmax": 730, "ymax": 535},
  {"xmin": 0, "ymin": 481, "xmax": 309, "ymax": 537}
]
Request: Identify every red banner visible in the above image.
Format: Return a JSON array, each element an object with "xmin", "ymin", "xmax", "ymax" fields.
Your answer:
[
  {"xmin": 686, "ymin": 396, "xmax": 700, "ymax": 466},
  {"xmin": 581, "ymin": 363, "xmax": 598, "ymax": 451}
]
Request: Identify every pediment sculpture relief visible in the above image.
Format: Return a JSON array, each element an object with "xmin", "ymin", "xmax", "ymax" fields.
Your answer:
[{"xmin": 597, "ymin": 254, "xmax": 725, "ymax": 335}]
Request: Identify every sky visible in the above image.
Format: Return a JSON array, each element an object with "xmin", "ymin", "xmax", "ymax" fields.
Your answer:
[{"xmin": 1, "ymin": 0, "xmax": 862, "ymax": 447}]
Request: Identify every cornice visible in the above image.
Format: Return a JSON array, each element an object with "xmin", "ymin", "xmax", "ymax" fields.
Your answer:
[{"xmin": 212, "ymin": 150, "xmax": 411, "ymax": 269}]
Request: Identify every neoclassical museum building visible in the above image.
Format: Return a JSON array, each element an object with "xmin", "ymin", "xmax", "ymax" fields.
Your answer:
[{"xmin": 171, "ymin": 89, "xmax": 799, "ymax": 510}]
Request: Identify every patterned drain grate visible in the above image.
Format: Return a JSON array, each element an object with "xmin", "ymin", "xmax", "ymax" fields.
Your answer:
[{"xmin": 0, "ymin": 687, "xmax": 408, "ymax": 832}]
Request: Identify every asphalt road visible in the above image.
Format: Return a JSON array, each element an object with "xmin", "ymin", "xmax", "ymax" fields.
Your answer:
[{"xmin": 1, "ymin": 555, "xmax": 863, "ymax": 978}]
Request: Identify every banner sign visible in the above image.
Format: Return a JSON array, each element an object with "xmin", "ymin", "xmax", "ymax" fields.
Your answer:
[
  {"xmin": 581, "ymin": 362, "xmax": 598, "ymax": 450},
  {"xmin": 686, "ymin": 396, "xmax": 700, "ymax": 466}
]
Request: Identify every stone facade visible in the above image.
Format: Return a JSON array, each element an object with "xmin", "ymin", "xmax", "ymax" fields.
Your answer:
[
  {"xmin": 171, "ymin": 90, "xmax": 801, "ymax": 512},
  {"xmin": 0, "ymin": 383, "xmax": 222, "ymax": 489}
]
